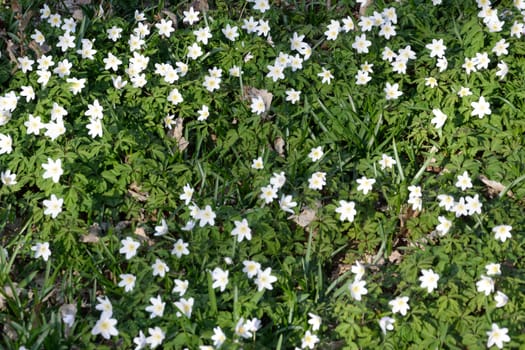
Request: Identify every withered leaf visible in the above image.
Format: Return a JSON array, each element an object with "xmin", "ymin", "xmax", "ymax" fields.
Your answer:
[
  {"xmin": 388, "ymin": 250, "xmax": 403, "ymax": 264},
  {"xmin": 0, "ymin": 284, "xmax": 20, "ymax": 311},
  {"xmin": 479, "ymin": 175, "xmax": 513, "ymax": 198},
  {"xmin": 18, "ymin": 10, "xmax": 33, "ymax": 33},
  {"xmin": 62, "ymin": 0, "xmax": 92, "ymax": 8},
  {"xmin": 242, "ymin": 86, "xmax": 273, "ymax": 112},
  {"xmin": 11, "ymin": 0, "xmax": 21, "ymax": 13},
  {"xmin": 289, "ymin": 207, "xmax": 317, "ymax": 228},
  {"xmin": 191, "ymin": 0, "xmax": 209, "ymax": 12},
  {"xmin": 81, "ymin": 223, "xmax": 101, "ymax": 243},
  {"xmin": 28, "ymin": 41, "xmax": 43, "ymax": 57},
  {"xmin": 273, "ymin": 137, "xmax": 285, "ymax": 157},
  {"xmin": 359, "ymin": 0, "xmax": 374, "ymax": 16},
  {"xmin": 115, "ymin": 220, "xmax": 131, "ymax": 232},
  {"xmin": 72, "ymin": 9, "xmax": 84, "ymax": 21},
  {"xmin": 128, "ymin": 182, "xmax": 149, "ymax": 202},
  {"xmin": 161, "ymin": 10, "xmax": 178, "ymax": 29},
  {"xmin": 81, "ymin": 232, "xmax": 100, "ymax": 243},
  {"xmin": 167, "ymin": 117, "xmax": 189, "ymax": 152},
  {"xmin": 6, "ymin": 41, "xmax": 19, "ymax": 69},
  {"xmin": 135, "ymin": 226, "xmax": 154, "ymax": 246}
]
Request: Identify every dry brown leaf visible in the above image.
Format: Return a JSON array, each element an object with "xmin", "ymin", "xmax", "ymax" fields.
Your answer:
[
  {"xmin": 363, "ymin": 253, "xmax": 383, "ymax": 267},
  {"xmin": 135, "ymin": 226, "xmax": 154, "ymax": 246},
  {"xmin": 6, "ymin": 40, "xmax": 19, "ymax": 68},
  {"xmin": 289, "ymin": 207, "xmax": 317, "ymax": 227},
  {"xmin": 242, "ymin": 86, "xmax": 273, "ymax": 112},
  {"xmin": 0, "ymin": 284, "xmax": 20, "ymax": 311},
  {"xmin": 115, "ymin": 220, "xmax": 131, "ymax": 232},
  {"xmin": 191, "ymin": 0, "xmax": 209, "ymax": 12},
  {"xmin": 359, "ymin": 0, "xmax": 374, "ymax": 16},
  {"xmin": 134, "ymin": 226, "xmax": 147, "ymax": 238},
  {"xmin": 11, "ymin": 0, "xmax": 21, "ymax": 13},
  {"xmin": 72, "ymin": 9, "xmax": 84, "ymax": 21},
  {"xmin": 81, "ymin": 224, "xmax": 101, "ymax": 243},
  {"xmin": 63, "ymin": 0, "xmax": 92, "ymax": 7},
  {"xmin": 388, "ymin": 250, "xmax": 403, "ymax": 264},
  {"xmin": 128, "ymin": 182, "xmax": 149, "ymax": 202},
  {"xmin": 334, "ymin": 263, "xmax": 351, "ymax": 276},
  {"xmin": 161, "ymin": 10, "xmax": 178, "ymax": 29},
  {"xmin": 408, "ymin": 239, "xmax": 426, "ymax": 250},
  {"xmin": 40, "ymin": 288, "xmax": 58, "ymax": 305},
  {"xmin": 28, "ymin": 41, "xmax": 43, "ymax": 57},
  {"xmin": 479, "ymin": 175, "xmax": 513, "ymax": 198},
  {"xmin": 2, "ymin": 323, "xmax": 17, "ymax": 341},
  {"xmin": 60, "ymin": 0, "xmax": 91, "ymax": 20},
  {"xmin": 81, "ymin": 232, "xmax": 100, "ymax": 243},
  {"xmin": 96, "ymin": 4, "xmax": 106, "ymax": 18},
  {"xmin": 273, "ymin": 137, "xmax": 285, "ymax": 157},
  {"xmin": 17, "ymin": 10, "xmax": 33, "ymax": 34},
  {"xmin": 167, "ymin": 117, "xmax": 189, "ymax": 152}
]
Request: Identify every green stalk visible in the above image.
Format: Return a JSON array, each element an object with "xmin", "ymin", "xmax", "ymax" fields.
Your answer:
[
  {"xmin": 233, "ymin": 285, "xmax": 239, "ymax": 321},
  {"xmin": 412, "ymin": 151, "xmax": 437, "ymax": 184},
  {"xmin": 207, "ymin": 271, "xmax": 218, "ymax": 315},
  {"xmin": 392, "ymin": 138, "xmax": 405, "ymax": 182},
  {"xmin": 325, "ymin": 270, "xmax": 352, "ymax": 296},
  {"xmin": 305, "ymin": 226, "xmax": 314, "ymax": 272},
  {"xmin": 499, "ymin": 174, "xmax": 525, "ymax": 199}
]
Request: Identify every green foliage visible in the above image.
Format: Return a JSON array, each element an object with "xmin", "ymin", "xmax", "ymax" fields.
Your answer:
[{"xmin": 0, "ymin": 0, "xmax": 524, "ymax": 349}]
